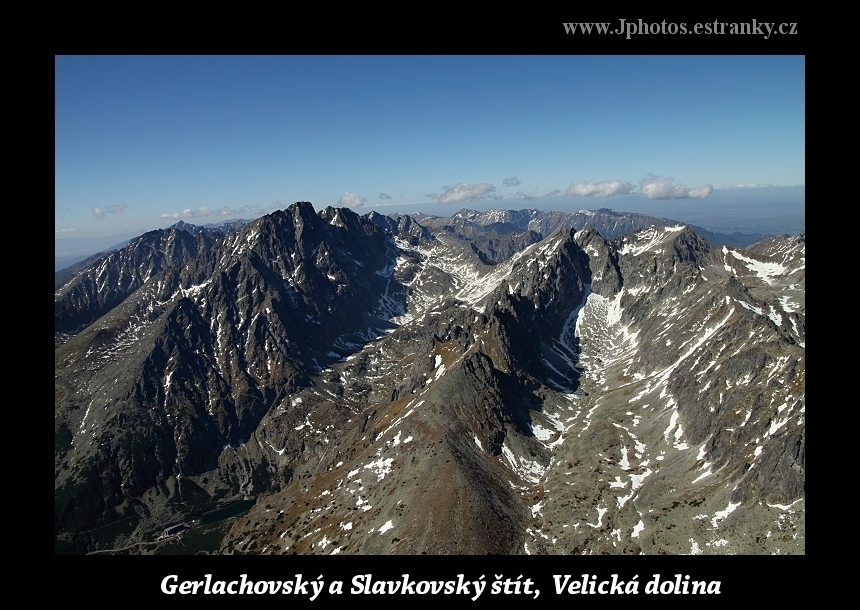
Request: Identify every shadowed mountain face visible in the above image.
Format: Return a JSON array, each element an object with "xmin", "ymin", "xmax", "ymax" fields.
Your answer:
[{"xmin": 55, "ymin": 204, "xmax": 804, "ymax": 555}]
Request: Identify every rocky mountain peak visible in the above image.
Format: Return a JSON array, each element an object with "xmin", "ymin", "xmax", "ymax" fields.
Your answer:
[{"xmin": 55, "ymin": 205, "xmax": 804, "ymax": 556}]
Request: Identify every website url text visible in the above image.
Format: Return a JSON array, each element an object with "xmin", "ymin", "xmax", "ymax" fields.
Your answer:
[{"xmin": 562, "ymin": 21, "xmax": 798, "ymax": 40}]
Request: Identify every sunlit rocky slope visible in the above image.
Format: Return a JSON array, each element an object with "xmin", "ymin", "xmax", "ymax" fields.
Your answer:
[{"xmin": 55, "ymin": 204, "xmax": 804, "ymax": 554}]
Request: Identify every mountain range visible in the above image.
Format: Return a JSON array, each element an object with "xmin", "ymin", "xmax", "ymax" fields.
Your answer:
[{"xmin": 54, "ymin": 203, "xmax": 804, "ymax": 555}]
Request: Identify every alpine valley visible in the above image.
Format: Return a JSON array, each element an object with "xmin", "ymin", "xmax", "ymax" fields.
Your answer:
[{"xmin": 54, "ymin": 203, "xmax": 805, "ymax": 555}]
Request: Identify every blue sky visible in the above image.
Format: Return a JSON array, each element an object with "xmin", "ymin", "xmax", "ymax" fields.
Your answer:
[{"xmin": 55, "ymin": 55, "xmax": 804, "ymax": 246}]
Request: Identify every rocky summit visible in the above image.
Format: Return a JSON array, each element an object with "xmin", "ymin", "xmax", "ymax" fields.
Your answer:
[{"xmin": 54, "ymin": 203, "xmax": 804, "ymax": 555}]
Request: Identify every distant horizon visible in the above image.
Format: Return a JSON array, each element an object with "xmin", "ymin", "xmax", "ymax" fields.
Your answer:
[{"xmin": 56, "ymin": 186, "xmax": 804, "ymax": 271}]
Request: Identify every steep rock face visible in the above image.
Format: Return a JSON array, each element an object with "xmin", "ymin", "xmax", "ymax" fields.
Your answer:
[
  {"xmin": 222, "ymin": 341, "xmax": 532, "ymax": 555},
  {"xmin": 468, "ymin": 230, "xmax": 543, "ymax": 264},
  {"xmin": 520, "ymin": 225, "xmax": 804, "ymax": 555},
  {"xmin": 222, "ymin": 256, "xmax": 618, "ymax": 556},
  {"xmin": 55, "ymin": 203, "xmax": 400, "ymax": 553},
  {"xmin": 55, "ymin": 250, "xmax": 116, "ymax": 291},
  {"xmin": 55, "ymin": 228, "xmax": 218, "ymax": 337},
  {"xmin": 55, "ymin": 206, "xmax": 804, "ymax": 555},
  {"xmin": 367, "ymin": 211, "xmax": 432, "ymax": 245},
  {"xmin": 745, "ymin": 233, "xmax": 805, "ymax": 260}
]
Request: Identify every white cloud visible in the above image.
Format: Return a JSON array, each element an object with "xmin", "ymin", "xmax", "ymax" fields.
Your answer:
[
  {"xmin": 503, "ymin": 176, "xmax": 521, "ymax": 187},
  {"xmin": 337, "ymin": 192, "xmax": 366, "ymax": 208},
  {"xmin": 94, "ymin": 202, "xmax": 128, "ymax": 219},
  {"xmin": 516, "ymin": 191, "xmax": 534, "ymax": 201},
  {"xmin": 565, "ymin": 180, "xmax": 634, "ymax": 197},
  {"xmin": 640, "ymin": 175, "xmax": 713, "ymax": 199},
  {"xmin": 157, "ymin": 201, "xmax": 281, "ymax": 220},
  {"xmin": 159, "ymin": 209, "xmax": 195, "ymax": 219},
  {"xmin": 687, "ymin": 184, "xmax": 714, "ymax": 198},
  {"xmin": 546, "ymin": 189, "xmax": 562, "ymax": 196},
  {"xmin": 379, "ymin": 192, "xmax": 393, "ymax": 200},
  {"xmin": 431, "ymin": 182, "xmax": 497, "ymax": 204}
]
